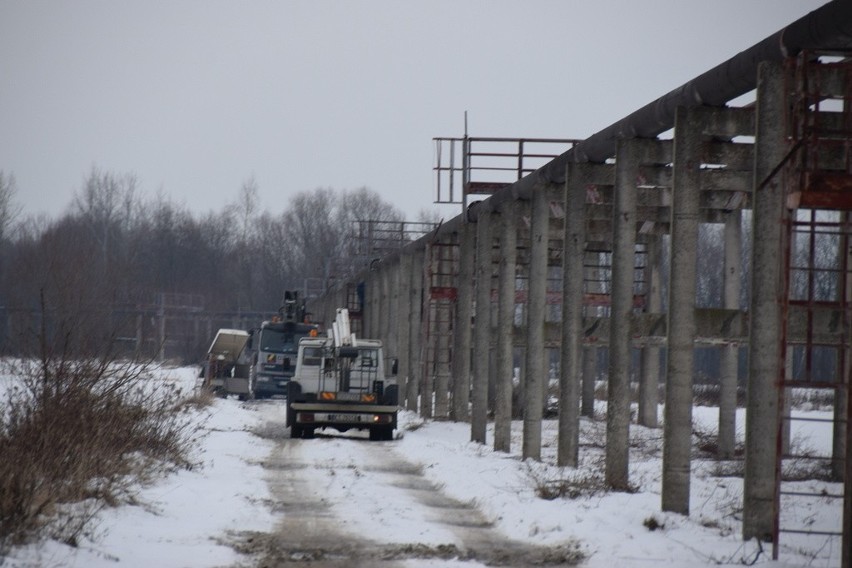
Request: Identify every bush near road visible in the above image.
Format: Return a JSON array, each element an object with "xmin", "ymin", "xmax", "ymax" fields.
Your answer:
[{"xmin": 0, "ymin": 354, "xmax": 209, "ymax": 553}]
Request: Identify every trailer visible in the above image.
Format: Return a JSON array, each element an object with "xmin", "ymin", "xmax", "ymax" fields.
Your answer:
[{"xmin": 202, "ymin": 328, "xmax": 252, "ymax": 400}]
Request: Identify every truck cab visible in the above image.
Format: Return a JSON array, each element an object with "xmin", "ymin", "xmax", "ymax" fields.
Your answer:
[{"xmin": 250, "ymin": 319, "xmax": 318, "ymax": 399}]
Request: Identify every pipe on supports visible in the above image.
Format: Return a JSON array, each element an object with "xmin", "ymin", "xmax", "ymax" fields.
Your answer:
[{"xmin": 463, "ymin": 0, "xmax": 852, "ymax": 225}]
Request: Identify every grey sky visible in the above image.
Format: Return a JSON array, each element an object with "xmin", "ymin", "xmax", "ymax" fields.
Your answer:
[{"xmin": 1, "ymin": 1, "xmax": 826, "ymax": 222}]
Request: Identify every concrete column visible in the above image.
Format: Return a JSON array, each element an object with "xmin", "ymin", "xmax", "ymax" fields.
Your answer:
[
  {"xmin": 386, "ymin": 260, "xmax": 399, "ymax": 370},
  {"xmin": 421, "ymin": 245, "xmax": 435, "ymax": 419},
  {"xmin": 380, "ymin": 266, "xmax": 391, "ymax": 346},
  {"xmin": 607, "ymin": 138, "xmax": 639, "ymax": 490},
  {"xmin": 558, "ymin": 162, "xmax": 587, "ymax": 467},
  {"xmin": 844, "ymin": 376, "xmax": 851, "ymax": 568},
  {"xmin": 472, "ymin": 211, "xmax": 494, "ymax": 443},
  {"xmin": 433, "ymin": 242, "xmax": 452, "ymax": 420},
  {"xmin": 744, "ymin": 61, "xmax": 786, "ymax": 542},
  {"xmin": 495, "ymin": 202, "xmax": 517, "ymax": 452},
  {"xmin": 835, "ymin": 215, "xmax": 851, "ymax": 481},
  {"xmin": 638, "ymin": 237, "xmax": 662, "ymax": 428},
  {"xmin": 158, "ymin": 304, "xmax": 166, "ymax": 362},
  {"xmin": 582, "ymin": 346, "xmax": 597, "ymax": 417},
  {"xmin": 397, "ymin": 253, "xmax": 412, "ymax": 406},
  {"xmin": 719, "ymin": 209, "xmax": 742, "ymax": 458},
  {"xmin": 663, "ymin": 107, "xmax": 702, "ymax": 515},
  {"xmin": 452, "ymin": 223, "xmax": 474, "ymax": 422},
  {"xmin": 409, "ymin": 248, "xmax": 425, "ymax": 413},
  {"xmin": 523, "ymin": 187, "xmax": 550, "ymax": 461},
  {"xmin": 136, "ymin": 313, "xmax": 144, "ymax": 357},
  {"xmin": 364, "ymin": 272, "xmax": 376, "ymax": 339}
]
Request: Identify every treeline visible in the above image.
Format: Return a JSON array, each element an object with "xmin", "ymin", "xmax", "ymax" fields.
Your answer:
[{"xmin": 0, "ymin": 167, "xmax": 415, "ymax": 356}]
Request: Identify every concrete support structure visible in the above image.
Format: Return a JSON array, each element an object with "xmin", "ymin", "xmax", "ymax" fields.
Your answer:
[
  {"xmin": 744, "ymin": 61, "xmax": 786, "ymax": 542},
  {"xmin": 472, "ymin": 211, "xmax": 493, "ymax": 443},
  {"xmin": 718, "ymin": 209, "xmax": 742, "ymax": 458},
  {"xmin": 523, "ymin": 187, "xmax": 550, "ymax": 461},
  {"xmin": 452, "ymin": 223, "xmax": 474, "ymax": 422},
  {"xmin": 495, "ymin": 203, "xmax": 517, "ymax": 452},
  {"xmin": 386, "ymin": 261, "xmax": 399, "ymax": 372},
  {"xmin": 405, "ymin": 250, "xmax": 426, "ymax": 412},
  {"xmin": 433, "ymin": 253, "xmax": 451, "ymax": 420},
  {"xmin": 558, "ymin": 162, "xmax": 587, "ymax": 467},
  {"xmin": 397, "ymin": 253, "xmax": 412, "ymax": 405},
  {"xmin": 582, "ymin": 347, "xmax": 597, "ymax": 418},
  {"xmin": 638, "ymin": 237, "xmax": 662, "ymax": 428},
  {"xmin": 607, "ymin": 139, "xmax": 639, "ymax": 490},
  {"xmin": 663, "ymin": 107, "xmax": 702, "ymax": 515}
]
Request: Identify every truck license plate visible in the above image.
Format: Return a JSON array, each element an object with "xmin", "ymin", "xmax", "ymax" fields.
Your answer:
[{"xmin": 327, "ymin": 414, "xmax": 362, "ymax": 423}]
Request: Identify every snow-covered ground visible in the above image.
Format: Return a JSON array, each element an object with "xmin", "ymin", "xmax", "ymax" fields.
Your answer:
[{"xmin": 1, "ymin": 366, "xmax": 844, "ymax": 567}]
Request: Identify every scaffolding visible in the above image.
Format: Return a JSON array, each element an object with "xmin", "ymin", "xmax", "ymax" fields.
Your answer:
[{"xmin": 774, "ymin": 50, "xmax": 852, "ymax": 563}]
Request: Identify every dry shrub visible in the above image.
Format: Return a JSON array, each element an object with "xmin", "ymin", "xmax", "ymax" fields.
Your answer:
[
  {"xmin": 524, "ymin": 462, "xmax": 615, "ymax": 500},
  {"xmin": 0, "ymin": 355, "xmax": 203, "ymax": 552}
]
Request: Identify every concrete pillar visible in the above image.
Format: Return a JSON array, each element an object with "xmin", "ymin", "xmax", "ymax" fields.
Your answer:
[
  {"xmin": 663, "ymin": 107, "xmax": 702, "ymax": 515},
  {"xmin": 719, "ymin": 209, "xmax": 742, "ymax": 458},
  {"xmin": 433, "ymin": 243, "xmax": 452, "ymax": 420},
  {"xmin": 835, "ymin": 215, "xmax": 851, "ymax": 481},
  {"xmin": 558, "ymin": 162, "xmax": 587, "ymax": 467},
  {"xmin": 380, "ymin": 266, "xmax": 391, "ymax": 346},
  {"xmin": 452, "ymin": 223, "xmax": 474, "ymax": 422},
  {"xmin": 397, "ymin": 253, "xmax": 412, "ymax": 406},
  {"xmin": 495, "ymin": 202, "xmax": 517, "ymax": 452},
  {"xmin": 744, "ymin": 61, "xmax": 786, "ymax": 542},
  {"xmin": 409, "ymin": 248, "xmax": 424, "ymax": 413},
  {"xmin": 582, "ymin": 346, "xmax": 597, "ymax": 417},
  {"xmin": 523, "ymin": 187, "xmax": 550, "ymax": 461},
  {"xmin": 386, "ymin": 260, "xmax": 399, "ymax": 370},
  {"xmin": 368, "ymin": 271, "xmax": 377, "ymax": 337},
  {"xmin": 472, "ymin": 211, "xmax": 494, "ymax": 443},
  {"xmin": 158, "ymin": 303, "xmax": 166, "ymax": 362},
  {"xmin": 607, "ymin": 138, "xmax": 639, "ymax": 490},
  {"xmin": 421, "ymin": 245, "xmax": 435, "ymax": 419},
  {"xmin": 638, "ymin": 237, "xmax": 662, "ymax": 428},
  {"xmin": 844, "ymin": 376, "xmax": 851, "ymax": 568}
]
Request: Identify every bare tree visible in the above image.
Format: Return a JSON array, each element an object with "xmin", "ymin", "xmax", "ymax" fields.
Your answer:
[
  {"xmin": 0, "ymin": 171, "xmax": 21, "ymax": 244},
  {"xmin": 73, "ymin": 166, "xmax": 138, "ymax": 271}
]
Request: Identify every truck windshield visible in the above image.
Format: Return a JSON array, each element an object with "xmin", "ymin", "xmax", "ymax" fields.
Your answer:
[{"xmin": 259, "ymin": 329, "xmax": 301, "ymax": 354}]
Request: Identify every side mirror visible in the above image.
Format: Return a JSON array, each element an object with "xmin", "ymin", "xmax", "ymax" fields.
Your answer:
[{"xmin": 391, "ymin": 358, "xmax": 399, "ymax": 376}]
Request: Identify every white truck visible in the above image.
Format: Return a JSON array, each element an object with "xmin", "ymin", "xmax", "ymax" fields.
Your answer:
[{"xmin": 286, "ymin": 308, "xmax": 399, "ymax": 441}]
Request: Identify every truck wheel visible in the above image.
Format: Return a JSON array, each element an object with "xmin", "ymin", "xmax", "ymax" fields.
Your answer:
[
  {"xmin": 303, "ymin": 428, "xmax": 315, "ymax": 439},
  {"xmin": 291, "ymin": 425, "xmax": 303, "ymax": 439}
]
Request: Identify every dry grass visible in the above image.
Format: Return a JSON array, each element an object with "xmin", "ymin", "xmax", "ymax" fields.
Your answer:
[{"xmin": 0, "ymin": 354, "xmax": 207, "ymax": 552}]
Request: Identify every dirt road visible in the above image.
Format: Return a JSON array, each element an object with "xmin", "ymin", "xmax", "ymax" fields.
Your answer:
[{"xmin": 228, "ymin": 401, "xmax": 581, "ymax": 567}]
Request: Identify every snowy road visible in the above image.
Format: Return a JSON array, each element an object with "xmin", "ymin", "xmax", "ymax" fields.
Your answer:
[{"xmin": 233, "ymin": 400, "xmax": 581, "ymax": 567}]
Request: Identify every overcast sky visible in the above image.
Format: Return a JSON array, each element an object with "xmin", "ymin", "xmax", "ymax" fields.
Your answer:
[{"xmin": 1, "ymin": 1, "xmax": 828, "ymax": 223}]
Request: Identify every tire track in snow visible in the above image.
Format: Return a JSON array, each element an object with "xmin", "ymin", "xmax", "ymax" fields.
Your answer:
[{"xmin": 230, "ymin": 403, "xmax": 580, "ymax": 566}]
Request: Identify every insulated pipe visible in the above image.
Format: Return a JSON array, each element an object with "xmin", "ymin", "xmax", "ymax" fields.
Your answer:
[
  {"xmin": 375, "ymin": 1, "xmax": 852, "ymax": 266},
  {"xmin": 469, "ymin": 0, "xmax": 852, "ymax": 220}
]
